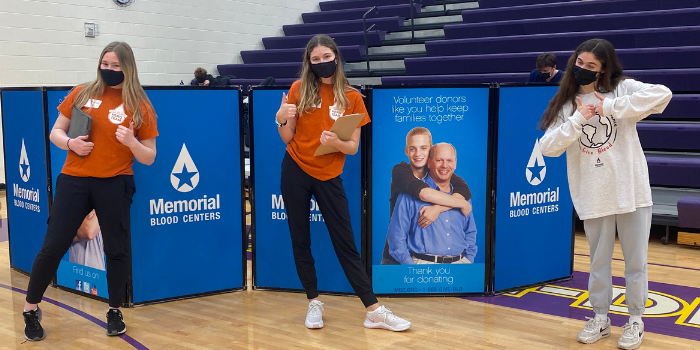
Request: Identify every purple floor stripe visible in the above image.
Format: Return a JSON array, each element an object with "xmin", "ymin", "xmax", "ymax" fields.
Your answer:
[
  {"xmin": 575, "ymin": 253, "xmax": 700, "ymax": 273},
  {"xmin": 0, "ymin": 283, "xmax": 149, "ymax": 350},
  {"xmin": 465, "ymin": 271, "xmax": 700, "ymax": 342}
]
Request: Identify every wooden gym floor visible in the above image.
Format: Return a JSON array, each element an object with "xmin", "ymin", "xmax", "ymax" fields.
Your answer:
[{"xmin": 0, "ymin": 191, "xmax": 698, "ymax": 349}]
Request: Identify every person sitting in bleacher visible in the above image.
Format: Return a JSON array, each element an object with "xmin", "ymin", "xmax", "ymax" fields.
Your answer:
[
  {"xmin": 527, "ymin": 52, "xmax": 563, "ymax": 83},
  {"xmin": 194, "ymin": 67, "xmax": 215, "ymax": 86},
  {"xmin": 193, "ymin": 67, "xmax": 234, "ymax": 86}
]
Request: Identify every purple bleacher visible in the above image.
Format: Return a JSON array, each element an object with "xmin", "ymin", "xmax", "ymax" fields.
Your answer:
[
  {"xmin": 405, "ymin": 46, "xmax": 700, "ymax": 75},
  {"xmin": 283, "ymin": 17, "xmax": 402, "ymax": 36},
  {"xmin": 263, "ymin": 31, "xmax": 384, "ymax": 50},
  {"xmin": 650, "ymin": 95, "xmax": 700, "ymax": 120},
  {"xmin": 241, "ymin": 45, "xmax": 366, "ymax": 64},
  {"xmin": 229, "ymin": 78, "xmax": 297, "ymax": 94},
  {"xmin": 302, "ymin": 4, "xmax": 422, "ymax": 24},
  {"xmin": 445, "ymin": 8, "xmax": 700, "ymax": 40},
  {"xmin": 678, "ymin": 197, "xmax": 700, "ymax": 229},
  {"xmin": 479, "ymin": 0, "xmax": 578, "ymax": 8},
  {"xmin": 628, "ymin": 69, "xmax": 700, "ymax": 92},
  {"xmin": 218, "ymin": 63, "xmax": 300, "ymax": 79},
  {"xmin": 382, "ymin": 69, "xmax": 700, "ymax": 91},
  {"xmin": 647, "ymin": 157, "xmax": 700, "ymax": 188},
  {"xmin": 462, "ymin": 0, "xmax": 699, "ymax": 24},
  {"xmin": 637, "ymin": 124, "xmax": 700, "ymax": 151},
  {"xmin": 382, "ymin": 72, "xmax": 529, "ymax": 85},
  {"xmin": 319, "ymin": 0, "xmax": 435, "ymax": 12},
  {"xmin": 426, "ymin": 26, "xmax": 700, "ymax": 57}
]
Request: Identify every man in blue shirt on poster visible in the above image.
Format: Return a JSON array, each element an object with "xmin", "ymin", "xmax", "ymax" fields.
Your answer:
[{"xmin": 387, "ymin": 143, "xmax": 477, "ymax": 265}]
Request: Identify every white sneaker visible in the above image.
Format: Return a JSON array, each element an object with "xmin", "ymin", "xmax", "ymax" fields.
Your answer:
[
  {"xmin": 363, "ymin": 305, "xmax": 411, "ymax": 332},
  {"xmin": 305, "ymin": 300, "xmax": 324, "ymax": 329},
  {"xmin": 577, "ymin": 317, "xmax": 611, "ymax": 344},
  {"xmin": 617, "ymin": 322, "xmax": 644, "ymax": 350}
]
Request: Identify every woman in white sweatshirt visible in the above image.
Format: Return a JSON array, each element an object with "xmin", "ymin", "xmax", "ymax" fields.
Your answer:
[{"xmin": 539, "ymin": 38, "xmax": 672, "ymax": 350}]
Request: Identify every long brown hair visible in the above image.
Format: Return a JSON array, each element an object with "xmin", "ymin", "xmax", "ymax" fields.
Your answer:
[
  {"xmin": 297, "ymin": 34, "xmax": 354, "ymax": 115},
  {"xmin": 539, "ymin": 39, "xmax": 626, "ymax": 130},
  {"xmin": 73, "ymin": 42, "xmax": 154, "ymax": 128}
]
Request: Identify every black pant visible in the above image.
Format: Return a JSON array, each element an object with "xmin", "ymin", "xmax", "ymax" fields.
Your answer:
[
  {"xmin": 26, "ymin": 174, "xmax": 135, "ymax": 308},
  {"xmin": 280, "ymin": 152, "xmax": 377, "ymax": 307}
]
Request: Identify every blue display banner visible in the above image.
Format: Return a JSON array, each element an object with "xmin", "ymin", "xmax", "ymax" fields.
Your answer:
[
  {"xmin": 494, "ymin": 86, "xmax": 573, "ymax": 291},
  {"xmin": 370, "ymin": 87, "xmax": 490, "ymax": 294},
  {"xmin": 1, "ymin": 89, "xmax": 51, "ymax": 274},
  {"xmin": 46, "ymin": 88, "xmax": 110, "ymax": 299},
  {"xmin": 251, "ymin": 88, "xmax": 362, "ymax": 294},
  {"xmin": 129, "ymin": 88, "xmax": 244, "ymax": 303},
  {"xmin": 46, "ymin": 88, "xmax": 71, "ymax": 194}
]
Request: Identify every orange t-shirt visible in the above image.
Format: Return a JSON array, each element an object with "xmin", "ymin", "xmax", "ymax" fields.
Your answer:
[
  {"xmin": 286, "ymin": 80, "xmax": 370, "ymax": 181},
  {"xmin": 57, "ymin": 85, "xmax": 159, "ymax": 178}
]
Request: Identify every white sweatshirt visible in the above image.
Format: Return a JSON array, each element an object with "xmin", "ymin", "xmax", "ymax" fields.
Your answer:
[{"xmin": 540, "ymin": 79, "xmax": 672, "ymax": 220}]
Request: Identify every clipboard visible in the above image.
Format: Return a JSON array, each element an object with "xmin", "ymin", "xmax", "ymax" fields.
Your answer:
[
  {"xmin": 69, "ymin": 107, "xmax": 93, "ymax": 139},
  {"xmin": 69, "ymin": 107, "xmax": 93, "ymax": 158},
  {"xmin": 314, "ymin": 113, "xmax": 365, "ymax": 156}
]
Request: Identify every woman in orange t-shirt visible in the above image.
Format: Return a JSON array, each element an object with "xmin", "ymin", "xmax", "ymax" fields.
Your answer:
[
  {"xmin": 276, "ymin": 34, "xmax": 410, "ymax": 332},
  {"xmin": 22, "ymin": 42, "xmax": 158, "ymax": 342}
]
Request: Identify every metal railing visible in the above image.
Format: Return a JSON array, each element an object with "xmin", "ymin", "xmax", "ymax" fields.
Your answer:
[
  {"xmin": 362, "ymin": 6, "xmax": 379, "ymax": 74},
  {"xmin": 409, "ymin": 0, "xmax": 416, "ymax": 43}
]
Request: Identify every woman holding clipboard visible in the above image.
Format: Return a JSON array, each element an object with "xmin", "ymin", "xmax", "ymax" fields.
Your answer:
[
  {"xmin": 21, "ymin": 41, "xmax": 158, "ymax": 341},
  {"xmin": 275, "ymin": 34, "xmax": 410, "ymax": 331}
]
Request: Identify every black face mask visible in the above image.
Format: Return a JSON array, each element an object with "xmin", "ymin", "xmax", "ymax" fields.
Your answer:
[
  {"xmin": 573, "ymin": 66, "xmax": 599, "ymax": 86},
  {"xmin": 540, "ymin": 71, "xmax": 551, "ymax": 78},
  {"xmin": 100, "ymin": 69, "xmax": 125, "ymax": 87},
  {"xmin": 311, "ymin": 60, "xmax": 337, "ymax": 79}
]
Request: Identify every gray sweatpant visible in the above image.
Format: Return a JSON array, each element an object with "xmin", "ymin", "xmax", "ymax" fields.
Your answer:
[{"xmin": 583, "ymin": 206, "xmax": 652, "ymax": 316}]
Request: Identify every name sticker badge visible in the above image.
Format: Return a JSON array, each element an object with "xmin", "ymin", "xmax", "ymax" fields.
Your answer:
[
  {"xmin": 84, "ymin": 99, "xmax": 102, "ymax": 108},
  {"xmin": 108, "ymin": 104, "xmax": 128, "ymax": 125},
  {"xmin": 329, "ymin": 104, "xmax": 344, "ymax": 120}
]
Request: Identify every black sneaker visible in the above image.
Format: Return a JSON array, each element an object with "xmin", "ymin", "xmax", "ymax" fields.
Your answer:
[
  {"xmin": 23, "ymin": 307, "xmax": 46, "ymax": 341},
  {"xmin": 106, "ymin": 309, "xmax": 126, "ymax": 336}
]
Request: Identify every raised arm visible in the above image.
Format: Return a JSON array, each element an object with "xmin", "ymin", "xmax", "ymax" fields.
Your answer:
[
  {"xmin": 276, "ymin": 92, "xmax": 298, "ymax": 144},
  {"xmin": 600, "ymin": 80, "xmax": 672, "ymax": 122},
  {"xmin": 540, "ymin": 97, "xmax": 596, "ymax": 157}
]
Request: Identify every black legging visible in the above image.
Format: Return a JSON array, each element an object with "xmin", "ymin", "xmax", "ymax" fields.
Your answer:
[
  {"xmin": 280, "ymin": 152, "xmax": 378, "ymax": 307},
  {"xmin": 26, "ymin": 174, "xmax": 135, "ymax": 308}
]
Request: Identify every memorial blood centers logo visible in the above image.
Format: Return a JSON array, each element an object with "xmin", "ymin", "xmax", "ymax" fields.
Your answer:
[
  {"xmin": 170, "ymin": 144, "xmax": 199, "ymax": 192},
  {"xmin": 329, "ymin": 103, "xmax": 344, "ymax": 120},
  {"xmin": 509, "ymin": 138, "xmax": 560, "ymax": 218},
  {"xmin": 19, "ymin": 139, "xmax": 30, "ymax": 182},
  {"xmin": 526, "ymin": 139, "xmax": 546, "ymax": 186},
  {"xmin": 108, "ymin": 104, "xmax": 128, "ymax": 124},
  {"xmin": 13, "ymin": 138, "xmax": 40, "ymax": 213},
  {"xmin": 150, "ymin": 143, "xmax": 221, "ymax": 226}
]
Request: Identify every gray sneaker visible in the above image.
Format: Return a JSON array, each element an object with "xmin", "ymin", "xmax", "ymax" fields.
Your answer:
[
  {"xmin": 305, "ymin": 300, "xmax": 324, "ymax": 329},
  {"xmin": 363, "ymin": 306, "xmax": 411, "ymax": 332},
  {"xmin": 617, "ymin": 322, "xmax": 644, "ymax": 350},
  {"xmin": 577, "ymin": 317, "xmax": 611, "ymax": 344}
]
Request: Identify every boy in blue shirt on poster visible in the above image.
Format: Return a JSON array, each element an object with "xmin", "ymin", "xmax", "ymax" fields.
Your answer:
[{"xmin": 387, "ymin": 143, "xmax": 477, "ymax": 265}]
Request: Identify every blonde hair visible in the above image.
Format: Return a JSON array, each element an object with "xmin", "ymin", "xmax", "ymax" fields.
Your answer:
[
  {"xmin": 297, "ymin": 34, "xmax": 355, "ymax": 115},
  {"xmin": 73, "ymin": 42, "xmax": 154, "ymax": 128},
  {"xmin": 405, "ymin": 127, "xmax": 432, "ymax": 148}
]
